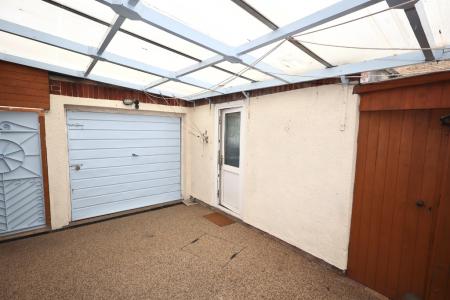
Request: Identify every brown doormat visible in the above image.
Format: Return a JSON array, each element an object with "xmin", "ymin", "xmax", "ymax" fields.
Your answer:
[{"xmin": 204, "ymin": 212, "xmax": 235, "ymax": 227}]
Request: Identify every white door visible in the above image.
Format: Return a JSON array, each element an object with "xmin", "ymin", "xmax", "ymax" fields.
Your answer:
[
  {"xmin": 67, "ymin": 111, "xmax": 181, "ymax": 221},
  {"xmin": 219, "ymin": 107, "xmax": 242, "ymax": 214},
  {"xmin": 0, "ymin": 111, "xmax": 46, "ymax": 234}
]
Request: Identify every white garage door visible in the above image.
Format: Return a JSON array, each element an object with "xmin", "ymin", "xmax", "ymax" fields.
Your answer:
[{"xmin": 67, "ymin": 111, "xmax": 181, "ymax": 221}]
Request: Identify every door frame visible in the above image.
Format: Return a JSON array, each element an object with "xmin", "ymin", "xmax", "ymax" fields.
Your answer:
[
  {"xmin": 213, "ymin": 101, "xmax": 246, "ymax": 219},
  {"xmin": 0, "ymin": 106, "xmax": 51, "ymax": 228}
]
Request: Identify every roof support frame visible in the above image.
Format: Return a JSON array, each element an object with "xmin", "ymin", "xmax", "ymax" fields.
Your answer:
[
  {"xmin": 95, "ymin": 0, "xmax": 291, "ymax": 83},
  {"xmin": 0, "ymin": 52, "xmax": 187, "ymax": 97},
  {"xmin": 185, "ymin": 46, "xmax": 450, "ymax": 100},
  {"xmin": 41, "ymin": 0, "xmax": 256, "ymax": 83},
  {"xmin": 1, "ymin": 0, "xmax": 440, "ymax": 100},
  {"xmin": 144, "ymin": 0, "xmax": 384, "ymax": 89},
  {"xmin": 230, "ymin": 0, "xmax": 334, "ymax": 68},
  {"xmin": 386, "ymin": 0, "xmax": 435, "ymax": 61},
  {"xmin": 234, "ymin": 0, "xmax": 384, "ymax": 55},
  {"xmin": 84, "ymin": 14, "xmax": 126, "ymax": 76},
  {"xmin": 0, "ymin": 20, "xmax": 222, "ymax": 96}
]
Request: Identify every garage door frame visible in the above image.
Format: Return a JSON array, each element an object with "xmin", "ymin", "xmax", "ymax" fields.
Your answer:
[{"xmin": 65, "ymin": 107, "xmax": 184, "ymax": 222}]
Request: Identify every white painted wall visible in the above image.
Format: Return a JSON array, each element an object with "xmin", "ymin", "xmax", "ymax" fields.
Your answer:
[
  {"xmin": 45, "ymin": 95, "xmax": 191, "ymax": 229},
  {"xmin": 188, "ymin": 85, "xmax": 359, "ymax": 270},
  {"xmin": 45, "ymin": 85, "xmax": 359, "ymax": 270}
]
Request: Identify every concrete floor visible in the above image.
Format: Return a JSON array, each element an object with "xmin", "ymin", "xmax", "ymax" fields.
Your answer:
[{"xmin": 0, "ymin": 204, "xmax": 384, "ymax": 300}]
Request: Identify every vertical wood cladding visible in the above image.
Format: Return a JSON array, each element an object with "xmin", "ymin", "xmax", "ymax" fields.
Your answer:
[
  {"xmin": 0, "ymin": 61, "xmax": 49, "ymax": 110},
  {"xmin": 350, "ymin": 74, "xmax": 450, "ymax": 299}
]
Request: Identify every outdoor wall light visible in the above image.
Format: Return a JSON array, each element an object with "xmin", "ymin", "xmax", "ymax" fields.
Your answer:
[{"xmin": 123, "ymin": 98, "xmax": 139, "ymax": 109}]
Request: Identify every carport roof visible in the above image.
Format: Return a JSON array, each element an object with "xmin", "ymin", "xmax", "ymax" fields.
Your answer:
[{"xmin": 0, "ymin": 0, "xmax": 449, "ymax": 101}]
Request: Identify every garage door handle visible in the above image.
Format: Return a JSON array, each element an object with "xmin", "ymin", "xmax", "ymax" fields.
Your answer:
[
  {"xmin": 132, "ymin": 153, "xmax": 139, "ymax": 157},
  {"xmin": 70, "ymin": 164, "xmax": 82, "ymax": 171}
]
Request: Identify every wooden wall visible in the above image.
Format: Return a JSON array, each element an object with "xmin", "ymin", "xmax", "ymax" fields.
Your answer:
[
  {"xmin": 355, "ymin": 71, "xmax": 450, "ymax": 112},
  {"xmin": 0, "ymin": 61, "xmax": 50, "ymax": 110},
  {"xmin": 349, "ymin": 73, "xmax": 450, "ymax": 299}
]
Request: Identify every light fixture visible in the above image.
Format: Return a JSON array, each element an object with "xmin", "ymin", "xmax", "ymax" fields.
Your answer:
[{"xmin": 123, "ymin": 98, "xmax": 140, "ymax": 109}]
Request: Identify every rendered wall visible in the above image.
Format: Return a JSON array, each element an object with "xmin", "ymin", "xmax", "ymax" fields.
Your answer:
[
  {"xmin": 45, "ymin": 84, "xmax": 359, "ymax": 270},
  {"xmin": 189, "ymin": 84, "xmax": 359, "ymax": 270},
  {"xmin": 45, "ymin": 95, "xmax": 191, "ymax": 229}
]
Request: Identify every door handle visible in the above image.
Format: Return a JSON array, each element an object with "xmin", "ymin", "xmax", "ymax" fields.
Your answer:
[
  {"xmin": 415, "ymin": 200, "xmax": 425, "ymax": 208},
  {"xmin": 70, "ymin": 164, "xmax": 82, "ymax": 171}
]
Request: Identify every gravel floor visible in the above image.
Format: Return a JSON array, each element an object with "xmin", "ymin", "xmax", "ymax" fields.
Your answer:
[{"xmin": 0, "ymin": 204, "xmax": 385, "ymax": 299}]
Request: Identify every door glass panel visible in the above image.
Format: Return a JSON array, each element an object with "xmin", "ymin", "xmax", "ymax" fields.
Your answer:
[{"xmin": 224, "ymin": 112, "xmax": 240, "ymax": 168}]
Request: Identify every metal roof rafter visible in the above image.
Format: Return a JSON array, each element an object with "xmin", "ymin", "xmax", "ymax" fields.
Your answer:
[
  {"xmin": 186, "ymin": 46, "xmax": 450, "ymax": 100},
  {"xmin": 386, "ymin": 0, "xmax": 435, "ymax": 61},
  {"xmin": 41, "ymin": 0, "xmax": 256, "ymax": 83},
  {"xmin": 0, "ymin": 20, "xmax": 222, "ymax": 96},
  {"xmin": 141, "ymin": 0, "xmax": 385, "ymax": 90},
  {"xmin": 230, "ymin": 0, "xmax": 334, "ymax": 68},
  {"xmin": 0, "ymin": 52, "xmax": 188, "ymax": 97},
  {"xmin": 84, "ymin": 14, "xmax": 126, "ymax": 77},
  {"xmin": 95, "ymin": 0, "xmax": 290, "ymax": 84}
]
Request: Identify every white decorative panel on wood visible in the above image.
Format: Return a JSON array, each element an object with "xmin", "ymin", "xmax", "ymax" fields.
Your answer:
[
  {"xmin": 66, "ymin": 111, "xmax": 181, "ymax": 221},
  {"xmin": 0, "ymin": 111, "xmax": 45, "ymax": 234}
]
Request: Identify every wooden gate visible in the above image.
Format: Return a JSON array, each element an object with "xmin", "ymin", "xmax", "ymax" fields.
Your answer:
[{"xmin": 349, "ymin": 73, "xmax": 450, "ymax": 300}]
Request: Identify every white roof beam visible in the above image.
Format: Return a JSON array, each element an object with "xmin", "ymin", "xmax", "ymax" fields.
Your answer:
[
  {"xmin": 145, "ymin": 0, "xmax": 384, "ymax": 89},
  {"xmin": 235, "ymin": 0, "xmax": 384, "ymax": 55},
  {"xmin": 0, "ymin": 52, "xmax": 187, "ymax": 97},
  {"xmin": 231, "ymin": 0, "xmax": 334, "ymax": 68},
  {"xmin": 96, "ymin": 0, "xmax": 290, "ymax": 84},
  {"xmin": 96, "ymin": 0, "xmax": 236, "ymax": 59},
  {"xmin": 42, "ymin": 0, "xmax": 256, "ymax": 83},
  {"xmin": 0, "ymin": 20, "xmax": 220, "ymax": 94},
  {"xmin": 84, "ymin": 15, "xmax": 126, "ymax": 76},
  {"xmin": 186, "ymin": 46, "xmax": 450, "ymax": 100}
]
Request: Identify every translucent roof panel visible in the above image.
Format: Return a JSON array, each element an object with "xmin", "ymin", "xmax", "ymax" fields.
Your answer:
[
  {"xmin": 157, "ymin": 81, "xmax": 206, "ymax": 98},
  {"xmin": 0, "ymin": 0, "xmax": 109, "ymax": 48},
  {"xmin": 0, "ymin": 32, "xmax": 91, "ymax": 72},
  {"xmin": 419, "ymin": 0, "xmax": 450, "ymax": 47},
  {"xmin": 248, "ymin": 41, "xmax": 325, "ymax": 75},
  {"xmin": 294, "ymin": 2, "xmax": 420, "ymax": 66},
  {"xmin": 244, "ymin": 0, "xmax": 341, "ymax": 27},
  {"xmin": 141, "ymin": 0, "xmax": 272, "ymax": 47},
  {"xmin": 215, "ymin": 62, "xmax": 273, "ymax": 82},
  {"xmin": 181, "ymin": 67, "xmax": 251, "ymax": 89},
  {"xmin": 91, "ymin": 61, "xmax": 162, "ymax": 86},
  {"xmin": 106, "ymin": 31, "xmax": 197, "ymax": 72},
  {"xmin": 121, "ymin": 19, "xmax": 216, "ymax": 60},
  {"xmin": 50, "ymin": 0, "xmax": 117, "ymax": 24}
]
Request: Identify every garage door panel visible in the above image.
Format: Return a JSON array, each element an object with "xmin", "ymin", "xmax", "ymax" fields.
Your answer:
[
  {"xmin": 68, "ymin": 138, "xmax": 180, "ymax": 150},
  {"xmin": 67, "ymin": 111, "xmax": 182, "ymax": 221},
  {"xmin": 70, "ymin": 161, "xmax": 180, "ymax": 180},
  {"xmin": 72, "ymin": 176, "xmax": 180, "ymax": 199},
  {"xmin": 71, "ymin": 191, "xmax": 181, "ymax": 220},
  {"xmin": 71, "ymin": 169, "xmax": 180, "ymax": 190},
  {"xmin": 68, "ymin": 129, "xmax": 180, "ymax": 140},
  {"xmin": 70, "ymin": 146, "xmax": 180, "ymax": 160},
  {"xmin": 72, "ymin": 183, "xmax": 180, "ymax": 209},
  {"xmin": 68, "ymin": 119, "xmax": 181, "ymax": 131},
  {"xmin": 73, "ymin": 154, "xmax": 180, "ymax": 169},
  {"xmin": 67, "ymin": 111, "xmax": 179, "ymax": 123}
]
